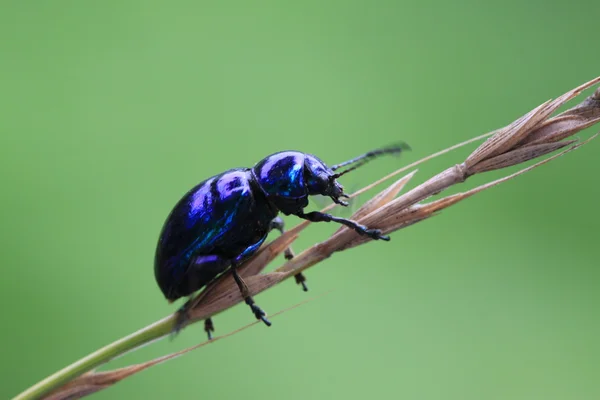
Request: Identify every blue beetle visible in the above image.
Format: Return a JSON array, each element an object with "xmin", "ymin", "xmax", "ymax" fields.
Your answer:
[{"xmin": 155, "ymin": 144, "xmax": 409, "ymax": 337}]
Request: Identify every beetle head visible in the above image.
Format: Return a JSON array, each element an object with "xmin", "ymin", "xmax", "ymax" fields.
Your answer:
[
  {"xmin": 303, "ymin": 154, "xmax": 349, "ymax": 206},
  {"xmin": 253, "ymin": 144, "xmax": 409, "ymax": 214}
]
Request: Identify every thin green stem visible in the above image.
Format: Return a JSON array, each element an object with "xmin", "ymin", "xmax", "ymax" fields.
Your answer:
[
  {"xmin": 12, "ymin": 130, "xmax": 501, "ymax": 400},
  {"xmin": 13, "ymin": 314, "xmax": 177, "ymax": 400}
]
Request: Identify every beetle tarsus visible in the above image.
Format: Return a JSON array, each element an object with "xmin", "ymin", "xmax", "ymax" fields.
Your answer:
[
  {"xmin": 204, "ymin": 318, "xmax": 215, "ymax": 340},
  {"xmin": 366, "ymin": 229, "xmax": 390, "ymax": 241},
  {"xmin": 295, "ymin": 273, "xmax": 308, "ymax": 292},
  {"xmin": 246, "ymin": 297, "xmax": 271, "ymax": 326},
  {"xmin": 231, "ymin": 265, "xmax": 272, "ymax": 327},
  {"xmin": 259, "ymin": 315, "xmax": 272, "ymax": 326},
  {"xmin": 296, "ymin": 211, "xmax": 389, "ymax": 241}
]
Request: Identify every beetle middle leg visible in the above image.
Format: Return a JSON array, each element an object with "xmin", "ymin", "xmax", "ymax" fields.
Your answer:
[
  {"xmin": 295, "ymin": 211, "xmax": 390, "ymax": 241},
  {"xmin": 269, "ymin": 216, "xmax": 308, "ymax": 291},
  {"xmin": 230, "ymin": 263, "xmax": 271, "ymax": 326},
  {"xmin": 175, "ymin": 254, "xmax": 271, "ymax": 337}
]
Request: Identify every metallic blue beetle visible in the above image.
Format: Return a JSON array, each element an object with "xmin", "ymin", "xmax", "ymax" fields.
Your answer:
[{"xmin": 155, "ymin": 144, "xmax": 409, "ymax": 337}]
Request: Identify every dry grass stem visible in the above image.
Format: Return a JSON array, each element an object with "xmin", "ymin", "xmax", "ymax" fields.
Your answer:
[
  {"xmin": 45, "ymin": 293, "xmax": 331, "ymax": 400},
  {"xmin": 34, "ymin": 76, "xmax": 599, "ymax": 400},
  {"xmin": 185, "ymin": 76, "xmax": 600, "ymax": 324}
]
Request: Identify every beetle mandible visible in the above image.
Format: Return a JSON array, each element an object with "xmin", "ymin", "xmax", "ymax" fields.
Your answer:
[{"xmin": 154, "ymin": 144, "xmax": 410, "ymax": 338}]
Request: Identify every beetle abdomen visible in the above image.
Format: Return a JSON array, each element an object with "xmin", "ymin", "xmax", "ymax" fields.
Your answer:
[{"xmin": 154, "ymin": 168, "xmax": 276, "ymax": 300}]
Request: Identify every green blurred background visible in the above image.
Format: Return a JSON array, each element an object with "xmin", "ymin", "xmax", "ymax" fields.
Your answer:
[{"xmin": 1, "ymin": 1, "xmax": 599, "ymax": 399}]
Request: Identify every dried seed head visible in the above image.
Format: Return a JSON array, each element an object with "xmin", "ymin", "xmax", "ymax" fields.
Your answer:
[
  {"xmin": 183, "ymin": 76, "xmax": 600, "ymax": 326},
  {"xmin": 468, "ymin": 140, "xmax": 576, "ymax": 174},
  {"xmin": 466, "ymin": 76, "xmax": 600, "ymax": 171},
  {"xmin": 43, "ymin": 76, "xmax": 600, "ymax": 400}
]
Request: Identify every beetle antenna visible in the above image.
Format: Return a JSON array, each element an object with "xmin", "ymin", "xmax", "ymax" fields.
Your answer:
[{"xmin": 331, "ymin": 142, "xmax": 411, "ymax": 178}]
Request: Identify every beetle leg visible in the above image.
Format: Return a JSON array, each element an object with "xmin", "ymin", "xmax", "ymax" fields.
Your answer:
[
  {"xmin": 230, "ymin": 264, "xmax": 271, "ymax": 327},
  {"xmin": 204, "ymin": 318, "xmax": 215, "ymax": 340},
  {"xmin": 174, "ymin": 302, "xmax": 216, "ymax": 340},
  {"xmin": 268, "ymin": 216, "xmax": 295, "ymax": 260},
  {"xmin": 295, "ymin": 211, "xmax": 390, "ymax": 241},
  {"xmin": 269, "ymin": 216, "xmax": 308, "ymax": 291},
  {"xmin": 173, "ymin": 255, "xmax": 230, "ymax": 335},
  {"xmin": 293, "ymin": 272, "xmax": 308, "ymax": 292}
]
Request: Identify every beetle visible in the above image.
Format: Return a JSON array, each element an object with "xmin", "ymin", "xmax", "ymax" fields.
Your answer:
[{"xmin": 155, "ymin": 144, "xmax": 410, "ymax": 338}]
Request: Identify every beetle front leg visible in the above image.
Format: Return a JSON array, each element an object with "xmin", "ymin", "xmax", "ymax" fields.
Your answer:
[
  {"xmin": 269, "ymin": 216, "xmax": 308, "ymax": 291},
  {"xmin": 295, "ymin": 211, "xmax": 390, "ymax": 241}
]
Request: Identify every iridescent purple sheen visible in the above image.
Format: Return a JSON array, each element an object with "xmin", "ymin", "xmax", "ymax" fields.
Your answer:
[
  {"xmin": 154, "ymin": 168, "xmax": 277, "ymax": 300},
  {"xmin": 187, "ymin": 177, "xmax": 214, "ymax": 228},
  {"xmin": 253, "ymin": 151, "xmax": 306, "ymax": 198},
  {"xmin": 155, "ymin": 151, "xmax": 348, "ymax": 301},
  {"xmin": 216, "ymin": 170, "xmax": 248, "ymax": 200},
  {"xmin": 155, "ymin": 144, "xmax": 407, "ymax": 335}
]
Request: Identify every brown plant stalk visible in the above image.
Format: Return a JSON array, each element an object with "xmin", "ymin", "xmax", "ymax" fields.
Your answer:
[
  {"xmin": 14, "ymin": 77, "xmax": 599, "ymax": 400},
  {"xmin": 183, "ymin": 76, "xmax": 600, "ymax": 324}
]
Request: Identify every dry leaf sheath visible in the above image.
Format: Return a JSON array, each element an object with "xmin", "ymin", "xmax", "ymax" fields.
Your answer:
[{"xmin": 13, "ymin": 77, "xmax": 600, "ymax": 400}]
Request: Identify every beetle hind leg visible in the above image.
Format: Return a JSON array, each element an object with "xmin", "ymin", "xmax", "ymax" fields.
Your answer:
[
  {"xmin": 173, "ymin": 254, "xmax": 230, "ymax": 336},
  {"xmin": 174, "ymin": 303, "xmax": 216, "ymax": 341},
  {"xmin": 204, "ymin": 318, "xmax": 215, "ymax": 340},
  {"xmin": 269, "ymin": 216, "xmax": 308, "ymax": 291}
]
